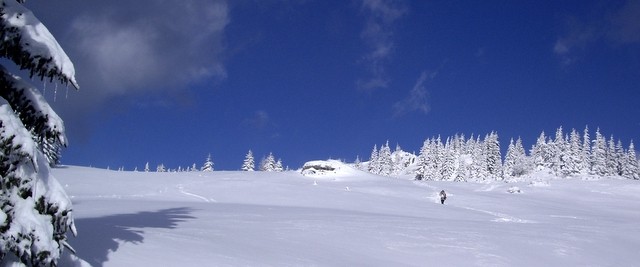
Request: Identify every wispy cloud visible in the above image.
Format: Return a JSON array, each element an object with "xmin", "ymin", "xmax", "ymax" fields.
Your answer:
[
  {"xmin": 553, "ymin": 0, "xmax": 640, "ymax": 66},
  {"xmin": 243, "ymin": 110, "xmax": 271, "ymax": 129},
  {"xmin": 357, "ymin": 0, "xmax": 407, "ymax": 92},
  {"xmin": 393, "ymin": 70, "xmax": 435, "ymax": 117}
]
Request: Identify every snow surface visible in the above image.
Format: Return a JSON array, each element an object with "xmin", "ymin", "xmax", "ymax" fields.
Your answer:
[{"xmin": 53, "ymin": 163, "xmax": 640, "ymax": 266}]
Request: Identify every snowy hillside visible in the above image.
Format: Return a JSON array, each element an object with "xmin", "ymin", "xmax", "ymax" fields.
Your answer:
[{"xmin": 54, "ymin": 164, "xmax": 640, "ymax": 266}]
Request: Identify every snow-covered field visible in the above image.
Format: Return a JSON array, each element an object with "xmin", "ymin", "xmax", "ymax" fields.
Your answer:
[{"xmin": 54, "ymin": 163, "xmax": 640, "ymax": 267}]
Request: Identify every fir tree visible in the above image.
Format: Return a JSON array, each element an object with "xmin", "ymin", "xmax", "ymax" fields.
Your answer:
[
  {"xmin": 415, "ymin": 139, "xmax": 429, "ymax": 180},
  {"xmin": 591, "ymin": 128, "xmax": 608, "ymax": 176},
  {"xmin": 368, "ymin": 145, "xmax": 379, "ymax": 174},
  {"xmin": 530, "ymin": 131, "xmax": 548, "ymax": 170},
  {"xmin": 274, "ymin": 159, "xmax": 284, "ymax": 172},
  {"xmin": 606, "ymin": 136, "xmax": 618, "ymax": 176},
  {"xmin": 582, "ymin": 126, "xmax": 592, "ymax": 173},
  {"xmin": 623, "ymin": 141, "xmax": 639, "ymax": 180},
  {"xmin": 260, "ymin": 152, "xmax": 276, "ymax": 172},
  {"xmin": 564, "ymin": 129, "xmax": 583, "ymax": 176},
  {"xmin": 484, "ymin": 132, "xmax": 502, "ymax": 180},
  {"xmin": 144, "ymin": 162, "xmax": 150, "ymax": 172},
  {"xmin": 504, "ymin": 138, "xmax": 518, "ymax": 178},
  {"xmin": 241, "ymin": 150, "xmax": 255, "ymax": 171},
  {"xmin": 0, "ymin": 1, "xmax": 79, "ymax": 265},
  {"xmin": 378, "ymin": 141, "xmax": 393, "ymax": 176},
  {"xmin": 201, "ymin": 154, "xmax": 214, "ymax": 172}
]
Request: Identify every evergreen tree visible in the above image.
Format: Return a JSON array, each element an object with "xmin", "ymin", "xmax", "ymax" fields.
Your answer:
[
  {"xmin": 241, "ymin": 150, "xmax": 255, "ymax": 171},
  {"xmin": 157, "ymin": 164, "xmax": 166, "ymax": 172},
  {"xmin": 0, "ymin": 2, "xmax": 79, "ymax": 265},
  {"xmin": 530, "ymin": 131, "xmax": 549, "ymax": 170},
  {"xmin": 623, "ymin": 141, "xmax": 639, "ymax": 180},
  {"xmin": 582, "ymin": 126, "xmax": 592, "ymax": 173},
  {"xmin": 201, "ymin": 153, "xmax": 214, "ymax": 172},
  {"xmin": 144, "ymin": 162, "xmax": 150, "ymax": 172},
  {"xmin": 378, "ymin": 141, "xmax": 393, "ymax": 176},
  {"xmin": 564, "ymin": 129, "xmax": 583, "ymax": 176},
  {"xmin": 484, "ymin": 132, "xmax": 502, "ymax": 180},
  {"xmin": 274, "ymin": 159, "xmax": 284, "ymax": 172},
  {"xmin": 415, "ymin": 139, "xmax": 429, "ymax": 180},
  {"xmin": 549, "ymin": 126, "xmax": 567, "ymax": 175},
  {"xmin": 606, "ymin": 136, "xmax": 618, "ymax": 176},
  {"xmin": 471, "ymin": 136, "xmax": 488, "ymax": 181},
  {"xmin": 504, "ymin": 138, "xmax": 518, "ymax": 178},
  {"xmin": 591, "ymin": 128, "xmax": 608, "ymax": 176},
  {"xmin": 368, "ymin": 145, "xmax": 379, "ymax": 174},
  {"xmin": 260, "ymin": 152, "xmax": 276, "ymax": 172},
  {"xmin": 440, "ymin": 138, "xmax": 456, "ymax": 181}
]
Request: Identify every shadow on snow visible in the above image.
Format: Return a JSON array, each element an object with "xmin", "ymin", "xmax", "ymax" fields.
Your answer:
[{"xmin": 63, "ymin": 207, "xmax": 196, "ymax": 267}]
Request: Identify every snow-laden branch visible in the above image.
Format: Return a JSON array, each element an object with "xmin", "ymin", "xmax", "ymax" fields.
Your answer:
[
  {"xmin": 0, "ymin": 66, "xmax": 67, "ymax": 148},
  {"xmin": 0, "ymin": 0, "xmax": 79, "ymax": 89}
]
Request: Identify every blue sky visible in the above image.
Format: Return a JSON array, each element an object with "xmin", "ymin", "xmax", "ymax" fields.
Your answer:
[{"xmin": 28, "ymin": 0, "xmax": 640, "ymax": 170}]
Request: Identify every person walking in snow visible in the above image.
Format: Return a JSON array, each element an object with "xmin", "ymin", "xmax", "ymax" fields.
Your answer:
[{"xmin": 439, "ymin": 190, "xmax": 447, "ymax": 204}]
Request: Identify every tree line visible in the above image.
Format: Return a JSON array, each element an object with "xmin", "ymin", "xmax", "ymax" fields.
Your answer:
[{"xmin": 363, "ymin": 126, "xmax": 639, "ymax": 181}]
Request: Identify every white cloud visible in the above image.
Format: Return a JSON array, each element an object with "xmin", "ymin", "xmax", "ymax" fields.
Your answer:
[
  {"xmin": 357, "ymin": 0, "xmax": 407, "ymax": 91},
  {"xmin": 393, "ymin": 71, "xmax": 434, "ymax": 117},
  {"xmin": 48, "ymin": 1, "xmax": 229, "ymax": 119}
]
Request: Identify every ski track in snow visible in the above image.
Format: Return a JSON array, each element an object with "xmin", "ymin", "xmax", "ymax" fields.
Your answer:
[
  {"xmin": 460, "ymin": 206, "xmax": 535, "ymax": 223},
  {"xmin": 177, "ymin": 184, "xmax": 216, "ymax": 202}
]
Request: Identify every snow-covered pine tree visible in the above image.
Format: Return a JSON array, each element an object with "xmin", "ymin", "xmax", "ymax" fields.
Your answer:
[
  {"xmin": 591, "ymin": 128, "xmax": 608, "ymax": 176},
  {"xmin": 582, "ymin": 126, "xmax": 592, "ymax": 174},
  {"xmin": 241, "ymin": 150, "xmax": 255, "ymax": 171},
  {"xmin": 504, "ymin": 138, "xmax": 517, "ymax": 178},
  {"xmin": 470, "ymin": 136, "xmax": 488, "ymax": 182},
  {"xmin": 606, "ymin": 136, "xmax": 618, "ymax": 176},
  {"xmin": 549, "ymin": 126, "xmax": 567, "ymax": 176},
  {"xmin": 274, "ymin": 159, "xmax": 284, "ymax": 172},
  {"xmin": 623, "ymin": 141, "xmax": 639, "ymax": 180},
  {"xmin": 530, "ymin": 131, "xmax": 548, "ymax": 170},
  {"xmin": 368, "ymin": 145, "xmax": 379, "ymax": 174},
  {"xmin": 415, "ymin": 139, "xmax": 429, "ymax": 180},
  {"xmin": 378, "ymin": 141, "xmax": 393, "ymax": 176},
  {"xmin": 157, "ymin": 164, "xmax": 166, "ymax": 172},
  {"xmin": 201, "ymin": 154, "xmax": 214, "ymax": 172},
  {"xmin": 0, "ymin": 1, "xmax": 80, "ymax": 265},
  {"xmin": 484, "ymin": 132, "xmax": 502, "ymax": 180},
  {"xmin": 260, "ymin": 152, "xmax": 276, "ymax": 172},
  {"xmin": 440, "ymin": 138, "xmax": 456, "ymax": 181},
  {"xmin": 433, "ymin": 136, "xmax": 445, "ymax": 180},
  {"xmin": 144, "ymin": 162, "xmax": 150, "ymax": 172},
  {"xmin": 564, "ymin": 129, "xmax": 583, "ymax": 176}
]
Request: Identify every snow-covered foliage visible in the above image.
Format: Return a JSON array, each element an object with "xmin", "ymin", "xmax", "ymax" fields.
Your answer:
[
  {"xmin": 201, "ymin": 154, "xmax": 214, "ymax": 172},
  {"xmin": 260, "ymin": 152, "xmax": 283, "ymax": 172},
  {"xmin": 241, "ymin": 150, "xmax": 254, "ymax": 171},
  {"xmin": 0, "ymin": 0, "xmax": 78, "ymax": 89},
  {"xmin": 364, "ymin": 142, "xmax": 417, "ymax": 177},
  {"xmin": 366, "ymin": 126, "xmax": 639, "ymax": 182},
  {"xmin": 0, "ymin": 1, "xmax": 78, "ymax": 265}
]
